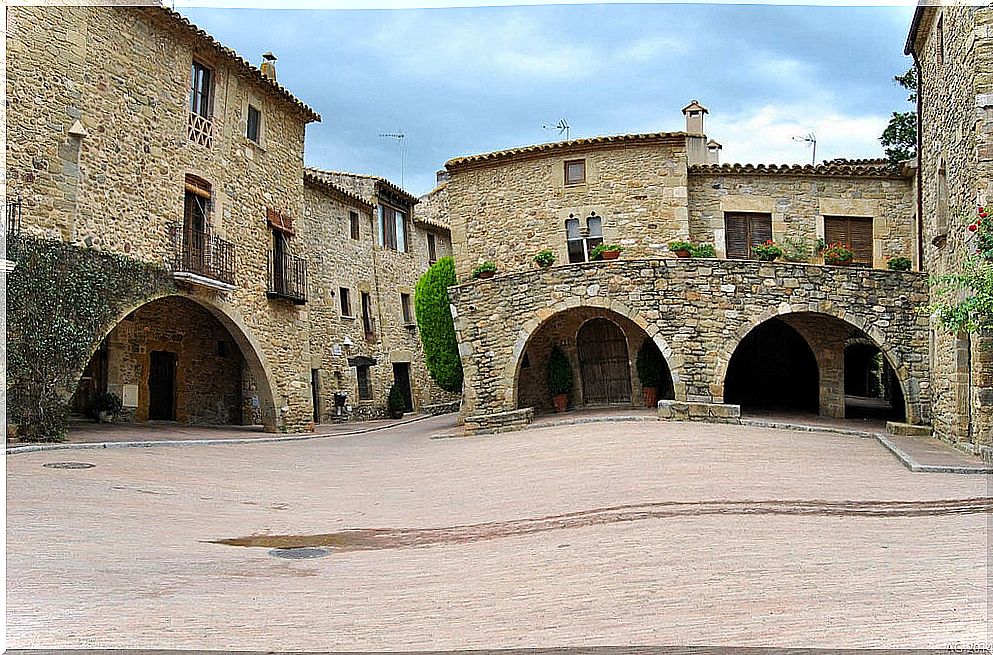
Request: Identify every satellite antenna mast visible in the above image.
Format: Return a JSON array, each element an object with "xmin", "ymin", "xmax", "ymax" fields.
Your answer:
[
  {"xmin": 542, "ymin": 119, "xmax": 571, "ymax": 141},
  {"xmin": 792, "ymin": 132, "xmax": 817, "ymax": 165},
  {"xmin": 378, "ymin": 132, "xmax": 406, "ymax": 188}
]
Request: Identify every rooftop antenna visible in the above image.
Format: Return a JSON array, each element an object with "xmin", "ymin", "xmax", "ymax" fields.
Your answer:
[
  {"xmin": 543, "ymin": 119, "xmax": 570, "ymax": 141},
  {"xmin": 792, "ymin": 132, "xmax": 817, "ymax": 165},
  {"xmin": 378, "ymin": 132, "xmax": 406, "ymax": 188}
]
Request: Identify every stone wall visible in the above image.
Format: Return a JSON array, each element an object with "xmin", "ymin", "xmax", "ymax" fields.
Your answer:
[
  {"xmin": 6, "ymin": 6, "xmax": 318, "ymax": 431},
  {"xmin": 449, "ymin": 259, "xmax": 931, "ymax": 426},
  {"xmin": 913, "ymin": 5, "xmax": 993, "ymax": 444},
  {"xmin": 445, "ymin": 136, "xmax": 691, "ymax": 280},
  {"xmin": 687, "ymin": 170, "xmax": 916, "ymax": 268}
]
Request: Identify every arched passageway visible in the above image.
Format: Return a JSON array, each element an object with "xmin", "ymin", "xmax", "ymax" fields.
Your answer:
[
  {"xmin": 844, "ymin": 340, "xmax": 906, "ymax": 421},
  {"xmin": 724, "ymin": 318, "xmax": 819, "ymax": 413},
  {"xmin": 69, "ymin": 295, "xmax": 274, "ymax": 427},
  {"xmin": 514, "ymin": 306, "xmax": 675, "ymax": 414}
]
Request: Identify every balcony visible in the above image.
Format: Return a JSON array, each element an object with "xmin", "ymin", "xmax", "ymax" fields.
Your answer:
[
  {"xmin": 267, "ymin": 251, "xmax": 308, "ymax": 304},
  {"xmin": 171, "ymin": 224, "xmax": 236, "ymax": 291},
  {"xmin": 188, "ymin": 111, "xmax": 213, "ymax": 148}
]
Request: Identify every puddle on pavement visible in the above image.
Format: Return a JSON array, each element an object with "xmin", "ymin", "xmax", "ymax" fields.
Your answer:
[{"xmin": 213, "ymin": 496, "xmax": 993, "ymax": 554}]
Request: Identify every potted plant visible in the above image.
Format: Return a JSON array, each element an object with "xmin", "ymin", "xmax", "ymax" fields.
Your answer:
[
  {"xmin": 668, "ymin": 240, "xmax": 694, "ymax": 258},
  {"xmin": 886, "ymin": 256, "xmax": 913, "ymax": 271},
  {"xmin": 89, "ymin": 391, "xmax": 123, "ymax": 423},
  {"xmin": 547, "ymin": 346, "xmax": 573, "ymax": 413},
  {"xmin": 690, "ymin": 243, "xmax": 716, "ymax": 258},
  {"xmin": 472, "ymin": 261, "xmax": 497, "ymax": 279},
  {"xmin": 751, "ymin": 240, "xmax": 784, "ymax": 262},
  {"xmin": 533, "ymin": 249, "xmax": 556, "ymax": 268},
  {"xmin": 822, "ymin": 242, "xmax": 855, "ymax": 266},
  {"xmin": 387, "ymin": 384, "xmax": 406, "ymax": 419},
  {"xmin": 591, "ymin": 243, "xmax": 623, "ymax": 261},
  {"xmin": 636, "ymin": 339, "xmax": 666, "ymax": 408}
]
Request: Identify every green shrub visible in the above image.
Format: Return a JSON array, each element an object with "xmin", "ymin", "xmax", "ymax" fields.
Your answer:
[
  {"xmin": 387, "ymin": 384, "xmax": 406, "ymax": 418},
  {"xmin": 887, "ymin": 256, "xmax": 913, "ymax": 271},
  {"xmin": 533, "ymin": 250, "xmax": 556, "ymax": 267},
  {"xmin": 636, "ymin": 339, "xmax": 666, "ymax": 389},
  {"xmin": 414, "ymin": 256, "xmax": 463, "ymax": 393},
  {"xmin": 547, "ymin": 346, "xmax": 573, "ymax": 397},
  {"xmin": 590, "ymin": 243, "xmax": 623, "ymax": 260},
  {"xmin": 668, "ymin": 240, "xmax": 694, "ymax": 253},
  {"xmin": 690, "ymin": 243, "xmax": 716, "ymax": 258},
  {"xmin": 781, "ymin": 235, "xmax": 813, "ymax": 262},
  {"xmin": 89, "ymin": 391, "xmax": 123, "ymax": 418},
  {"xmin": 471, "ymin": 261, "xmax": 497, "ymax": 278}
]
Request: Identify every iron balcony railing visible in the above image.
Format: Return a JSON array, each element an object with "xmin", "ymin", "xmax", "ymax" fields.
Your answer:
[
  {"xmin": 6, "ymin": 194, "xmax": 22, "ymax": 240},
  {"xmin": 171, "ymin": 224, "xmax": 236, "ymax": 286},
  {"xmin": 267, "ymin": 251, "xmax": 308, "ymax": 304}
]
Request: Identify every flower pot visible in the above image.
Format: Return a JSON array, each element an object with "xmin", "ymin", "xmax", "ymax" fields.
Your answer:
[
  {"xmin": 673, "ymin": 249, "xmax": 692, "ymax": 258},
  {"xmin": 758, "ymin": 254, "xmax": 780, "ymax": 262},
  {"xmin": 97, "ymin": 410, "xmax": 113, "ymax": 423},
  {"xmin": 476, "ymin": 270, "xmax": 496, "ymax": 279},
  {"xmin": 552, "ymin": 393, "xmax": 568, "ymax": 413},
  {"xmin": 601, "ymin": 250, "xmax": 620, "ymax": 260},
  {"xmin": 642, "ymin": 386, "xmax": 658, "ymax": 408},
  {"xmin": 826, "ymin": 258, "xmax": 851, "ymax": 266}
]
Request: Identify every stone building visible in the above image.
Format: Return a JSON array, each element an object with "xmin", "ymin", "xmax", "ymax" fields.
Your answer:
[
  {"xmin": 906, "ymin": 3, "xmax": 993, "ymax": 445},
  {"xmin": 444, "ymin": 103, "xmax": 930, "ymax": 435},
  {"xmin": 4, "ymin": 5, "xmax": 451, "ymax": 437}
]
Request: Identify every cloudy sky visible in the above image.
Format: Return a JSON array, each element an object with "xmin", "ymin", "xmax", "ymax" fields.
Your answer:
[{"xmin": 177, "ymin": 2, "xmax": 917, "ymax": 196}]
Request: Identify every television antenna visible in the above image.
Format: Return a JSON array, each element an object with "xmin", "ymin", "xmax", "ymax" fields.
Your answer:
[
  {"xmin": 792, "ymin": 132, "xmax": 817, "ymax": 165},
  {"xmin": 378, "ymin": 132, "xmax": 406, "ymax": 188},
  {"xmin": 543, "ymin": 119, "xmax": 571, "ymax": 141}
]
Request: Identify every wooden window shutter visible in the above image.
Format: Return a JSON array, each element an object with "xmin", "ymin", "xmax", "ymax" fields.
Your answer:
[
  {"xmin": 749, "ymin": 214, "xmax": 773, "ymax": 249},
  {"xmin": 725, "ymin": 213, "xmax": 749, "ymax": 259},
  {"xmin": 824, "ymin": 216, "xmax": 847, "ymax": 247},
  {"xmin": 849, "ymin": 217, "xmax": 874, "ymax": 265}
]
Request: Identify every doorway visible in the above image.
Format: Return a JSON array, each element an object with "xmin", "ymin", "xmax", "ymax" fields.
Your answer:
[
  {"xmin": 392, "ymin": 362, "xmax": 413, "ymax": 412},
  {"xmin": 577, "ymin": 318, "xmax": 632, "ymax": 405},
  {"xmin": 148, "ymin": 350, "xmax": 177, "ymax": 420}
]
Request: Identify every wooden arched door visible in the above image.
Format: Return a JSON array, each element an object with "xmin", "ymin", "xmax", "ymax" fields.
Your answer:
[{"xmin": 577, "ymin": 318, "xmax": 632, "ymax": 405}]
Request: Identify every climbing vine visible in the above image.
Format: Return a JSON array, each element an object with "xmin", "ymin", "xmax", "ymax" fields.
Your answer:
[
  {"xmin": 924, "ymin": 206, "xmax": 993, "ymax": 334},
  {"xmin": 6, "ymin": 236, "xmax": 176, "ymax": 441}
]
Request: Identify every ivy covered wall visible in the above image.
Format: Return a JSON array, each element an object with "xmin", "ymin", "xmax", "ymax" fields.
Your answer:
[{"xmin": 6, "ymin": 236, "xmax": 177, "ymax": 441}]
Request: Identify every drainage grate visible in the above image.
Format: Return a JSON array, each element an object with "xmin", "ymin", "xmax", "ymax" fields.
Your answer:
[
  {"xmin": 268, "ymin": 547, "xmax": 330, "ymax": 560},
  {"xmin": 43, "ymin": 462, "xmax": 95, "ymax": 469}
]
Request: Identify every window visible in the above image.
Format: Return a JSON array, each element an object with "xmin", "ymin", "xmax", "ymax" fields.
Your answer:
[
  {"xmin": 936, "ymin": 160, "xmax": 949, "ymax": 242},
  {"xmin": 349, "ymin": 211, "xmax": 360, "ymax": 240},
  {"xmin": 189, "ymin": 60, "xmax": 212, "ymax": 119},
  {"xmin": 339, "ymin": 287, "xmax": 352, "ymax": 317},
  {"xmin": 824, "ymin": 216, "xmax": 874, "ymax": 266},
  {"xmin": 183, "ymin": 175, "xmax": 211, "ymax": 234},
  {"xmin": 427, "ymin": 233, "xmax": 437, "ymax": 263},
  {"xmin": 356, "ymin": 365, "xmax": 371, "ymax": 400},
  {"xmin": 565, "ymin": 159, "xmax": 586, "ymax": 185},
  {"xmin": 401, "ymin": 293, "xmax": 413, "ymax": 324},
  {"xmin": 246, "ymin": 105, "xmax": 261, "ymax": 143},
  {"xmin": 377, "ymin": 204, "xmax": 408, "ymax": 252},
  {"xmin": 566, "ymin": 211, "xmax": 604, "ymax": 263},
  {"xmin": 361, "ymin": 292, "xmax": 375, "ymax": 336},
  {"xmin": 724, "ymin": 212, "xmax": 773, "ymax": 259},
  {"xmin": 937, "ymin": 14, "xmax": 944, "ymax": 67}
]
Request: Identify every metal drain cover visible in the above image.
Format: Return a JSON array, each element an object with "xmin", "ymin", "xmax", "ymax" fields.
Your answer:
[
  {"xmin": 43, "ymin": 462, "xmax": 95, "ymax": 469},
  {"xmin": 268, "ymin": 547, "xmax": 330, "ymax": 559}
]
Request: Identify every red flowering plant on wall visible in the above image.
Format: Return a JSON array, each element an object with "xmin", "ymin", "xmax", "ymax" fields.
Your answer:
[{"xmin": 925, "ymin": 205, "xmax": 993, "ymax": 333}]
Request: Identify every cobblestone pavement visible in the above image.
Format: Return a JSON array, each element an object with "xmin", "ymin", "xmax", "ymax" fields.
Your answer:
[{"xmin": 6, "ymin": 416, "xmax": 990, "ymax": 650}]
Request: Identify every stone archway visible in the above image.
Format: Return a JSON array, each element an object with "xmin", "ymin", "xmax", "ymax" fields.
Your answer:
[
  {"xmin": 68, "ymin": 291, "xmax": 280, "ymax": 431},
  {"xmin": 715, "ymin": 305, "xmax": 919, "ymax": 424}
]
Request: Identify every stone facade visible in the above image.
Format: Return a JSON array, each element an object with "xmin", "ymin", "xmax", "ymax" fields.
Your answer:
[
  {"xmin": 302, "ymin": 170, "xmax": 458, "ymax": 420},
  {"xmin": 908, "ymin": 4, "xmax": 993, "ymax": 445},
  {"xmin": 449, "ymin": 259, "xmax": 931, "ymax": 426}
]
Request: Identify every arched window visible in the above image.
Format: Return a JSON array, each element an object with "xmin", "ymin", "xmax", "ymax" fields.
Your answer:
[{"xmin": 565, "ymin": 211, "xmax": 604, "ymax": 263}]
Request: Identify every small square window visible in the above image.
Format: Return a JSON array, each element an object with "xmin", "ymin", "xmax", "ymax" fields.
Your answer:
[
  {"xmin": 401, "ymin": 293, "xmax": 413, "ymax": 324},
  {"xmin": 339, "ymin": 287, "xmax": 352, "ymax": 317},
  {"xmin": 349, "ymin": 211, "xmax": 360, "ymax": 240},
  {"xmin": 565, "ymin": 159, "xmax": 586, "ymax": 185},
  {"xmin": 247, "ymin": 105, "xmax": 261, "ymax": 143}
]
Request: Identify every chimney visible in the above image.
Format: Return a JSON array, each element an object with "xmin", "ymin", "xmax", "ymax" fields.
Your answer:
[
  {"xmin": 706, "ymin": 139, "xmax": 722, "ymax": 164},
  {"xmin": 436, "ymin": 169, "xmax": 450, "ymax": 185},
  {"xmin": 260, "ymin": 52, "xmax": 277, "ymax": 81},
  {"xmin": 682, "ymin": 100, "xmax": 708, "ymax": 134}
]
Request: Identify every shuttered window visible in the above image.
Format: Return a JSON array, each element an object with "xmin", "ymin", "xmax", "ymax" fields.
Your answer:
[
  {"xmin": 724, "ymin": 212, "xmax": 772, "ymax": 259},
  {"xmin": 824, "ymin": 216, "xmax": 874, "ymax": 266}
]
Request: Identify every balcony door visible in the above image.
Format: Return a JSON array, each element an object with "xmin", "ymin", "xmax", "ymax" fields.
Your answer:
[{"xmin": 183, "ymin": 176, "xmax": 211, "ymax": 271}]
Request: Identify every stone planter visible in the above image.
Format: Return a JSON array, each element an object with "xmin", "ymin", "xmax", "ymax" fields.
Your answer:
[
  {"xmin": 552, "ymin": 393, "xmax": 568, "ymax": 413},
  {"xmin": 476, "ymin": 270, "xmax": 496, "ymax": 279},
  {"xmin": 825, "ymin": 258, "xmax": 852, "ymax": 266},
  {"xmin": 672, "ymin": 250, "xmax": 692, "ymax": 258},
  {"xmin": 642, "ymin": 386, "xmax": 658, "ymax": 408},
  {"xmin": 601, "ymin": 250, "xmax": 621, "ymax": 260}
]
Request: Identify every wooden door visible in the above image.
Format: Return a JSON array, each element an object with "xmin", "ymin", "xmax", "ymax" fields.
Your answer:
[
  {"xmin": 393, "ymin": 362, "xmax": 414, "ymax": 411},
  {"xmin": 577, "ymin": 318, "xmax": 632, "ymax": 405},
  {"xmin": 148, "ymin": 351, "xmax": 177, "ymax": 420}
]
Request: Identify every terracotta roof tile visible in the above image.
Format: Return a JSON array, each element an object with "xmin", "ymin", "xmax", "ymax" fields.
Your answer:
[
  {"xmin": 303, "ymin": 170, "xmax": 374, "ymax": 209},
  {"xmin": 689, "ymin": 158, "xmax": 910, "ymax": 179}
]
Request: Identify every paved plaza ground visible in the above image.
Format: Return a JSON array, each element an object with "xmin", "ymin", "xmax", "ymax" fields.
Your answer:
[{"xmin": 6, "ymin": 415, "xmax": 991, "ymax": 650}]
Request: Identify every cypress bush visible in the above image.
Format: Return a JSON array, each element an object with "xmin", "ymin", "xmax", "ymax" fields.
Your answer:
[
  {"xmin": 414, "ymin": 256, "xmax": 463, "ymax": 393},
  {"xmin": 547, "ymin": 346, "xmax": 573, "ymax": 397},
  {"xmin": 636, "ymin": 339, "xmax": 666, "ymax": 389}
]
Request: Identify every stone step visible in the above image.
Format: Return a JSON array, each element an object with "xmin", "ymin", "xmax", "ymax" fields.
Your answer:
[{"xmin": 886, "ymin": 421, "xmax": 933, "ymax": 437}]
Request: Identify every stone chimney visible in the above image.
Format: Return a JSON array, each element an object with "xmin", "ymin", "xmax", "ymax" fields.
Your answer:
[
  {"xmin": 260, "ymin": 52, "xmax": 277, "ymax": 81},
  {"xmin": 436, "ymin": 169, "xmax": 450, "ymax": 185},
  {"xmin": 682, "ymin": 100, "xmax": 708, "ymax": 133},
  {"xmin": 706, "ymin": 139, "xmax": 722, "ymax": 164}
]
